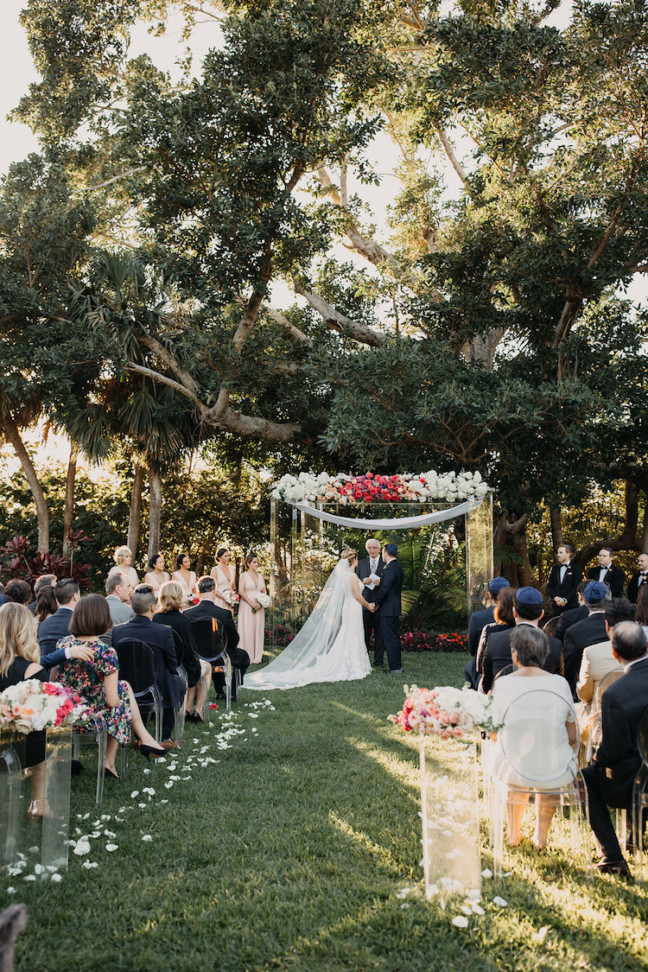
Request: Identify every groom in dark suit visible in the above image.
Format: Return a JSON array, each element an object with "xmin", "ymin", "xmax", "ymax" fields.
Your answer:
[
  {"xmin": 356, "ymin": 538, "xmax": 385, "ymax": 667},
  {"xmin": 373, "ymin": 544, "xmax": 404, "ymax": 674}
]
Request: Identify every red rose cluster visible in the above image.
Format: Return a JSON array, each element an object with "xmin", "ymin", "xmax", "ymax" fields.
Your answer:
[
  {"xmin": 336, "ymin": 473, "xmax": 408, "ymax": 503},
  {"xmin": 401, "ymin": 631, "xmax": 468, "ymax": 653}
]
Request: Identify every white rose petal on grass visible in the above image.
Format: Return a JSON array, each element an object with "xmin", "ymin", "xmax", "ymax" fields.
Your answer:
[
  {"xmin": 160, "ymin": 799, "xmax": 168, "ymax": 805},
  {"xmin": 452, "ymin": 916, "xmax": 469, "ymax": 928},
  {"xmin": 105, "ymin": 844, "xmax": 118, "ymax": 852},
  {"xmin": 164, "ymin": 781, "xmax": 174, "ymax": 789},
  {"xmin": 533, "ymin": 926, "xmax": 549, "ymax": 944},
  {"xmin": 143, "ymin": 768, "xmax": 151, "ymax": 775},
  {"xmin": 472, "ymin": 903, "xmax": 485, "ymax": 916},
  {"xmin": 130, "ymin": 791, "xmax": 139, "ymax": 799},
  {"xmin": 481, "ymin": 869, "xmax": 492, "ymax": 879},
  {"xmin": 6, "ymin": 888, "xmax": 15, "ymax": 895},
  {"xmin": 24, "ymin": 875, "xmax": 37, "ymax": 882},
  {"xmin": 82, "ymin": 861, "xmax": 98, "ymax": 869},
  {"xmin": 141, "ymin": 835, "xmax": 153, "ymax": 842},
  {"xmin": 73, "ymin": 840, "xmax": 91, "ymax": 857},
  {"xmin": 493, "ymin": 896, "xmax": 508, "ymax": 908},
  {"xmin": 143, "ymin": 787, "xmax": 155, "ymax": 796},
  {"xmin": 138, "ymin": 803, "xmax": 147, "ymax": 809},
  {"xmin": 50, "ymin": 873, "xmax": 63, "ymax": 883},
  {"xmin": 460, "ymin": 905, "xmax": 472, "ymax": 916}
]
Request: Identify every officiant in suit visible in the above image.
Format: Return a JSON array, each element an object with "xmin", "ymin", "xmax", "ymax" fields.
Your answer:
[
  {"xmin": 373, "ymin": 544, "xmax": 404, "ymax": 674},
  {"xmin": 547, "ymin": 544, "xmax": 583, "ymax": 614},
  {"xmin": 356, "ymin": 538, "xmax": 385, "ymax": 667},
  {"xmin": 587, "ymin": 547, "xmax": 625, "ymax": 598}
]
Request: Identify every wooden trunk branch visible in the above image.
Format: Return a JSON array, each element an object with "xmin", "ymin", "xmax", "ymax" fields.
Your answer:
[
  {"xmin": 315, "ymin": 167, "xmax": 397, "ymax": 268},
  {"xmin": 147, "ymin": 469, "xmax": 162, "ymax": 560},
  {"xmin": 293, "ymin": 280, "xmax": 387, "ymax": 346},
  {"xmin": 264, "ymin": 305, "xmax": 313, "ymax": 345},
  {"xmin": 435, "ymin": 128, "xmax": 469, "ymax": 187},
  {"xmin": 3, "ymin": 414, "xmax": 50, "ymax": 553},
  {"xmin": 127, "ymin": 464, "xmax": 145, "ymax": 558}
]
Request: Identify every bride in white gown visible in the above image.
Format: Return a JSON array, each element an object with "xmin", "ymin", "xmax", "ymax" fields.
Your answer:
[{"xmin": 243, "ymin": 548, "xmax": 373, "ymax": 691}]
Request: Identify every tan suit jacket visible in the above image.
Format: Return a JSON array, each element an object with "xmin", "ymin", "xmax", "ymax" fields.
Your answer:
[{"xmin": 576, "ymin": 639, "xmax": 623, "ymax": 704}]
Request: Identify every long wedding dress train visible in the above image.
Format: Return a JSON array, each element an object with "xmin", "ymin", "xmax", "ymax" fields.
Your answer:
[{"xmin": 242, "ymin": 559, "xmax": 371, "ymax": 691}]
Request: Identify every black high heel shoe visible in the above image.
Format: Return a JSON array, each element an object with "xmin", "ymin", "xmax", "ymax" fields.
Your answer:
[{"xmin": 139, "ymin": 744, "xmax": 166, "ymax": 761}]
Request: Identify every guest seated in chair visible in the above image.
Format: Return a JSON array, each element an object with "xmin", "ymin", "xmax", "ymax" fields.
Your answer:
[
  {"xmin": 59, "ymin": 595, "xmax": 166, "ymax": 777},
  {"xmin": 184, "ymin": 576, "xmax": 249, "ymax": 700},
  {"xmin": 0, "ymin": 602, "xmax": 94, "ymax": 815},
  {"xmin": 111, "ymin": 586, "xmax": 186, "ymax": 748},
  {"xmin": 153, "ymin": 581, "xmax": 210, "ymax": 722},
  {"xmin": 475, "ymin": 585, "xmax": 516, "ymax": 684},
  {"xmin": 582, "ymin": 621, "xmax": 648, "ymax": 878},
  {"xmin": 489, "ymin": 625, "xmax": 578, "ymax": 850},
  {"xmin": 465, "ymin": 577, "xmax": 510, "ymax": 688},
  {"xmin": 37, "ymin": 579, "xmax": 80, "ymax": 657},
  {"xmin": 575, "ymin": 598, "xmax": 634, "ymax": 740}
]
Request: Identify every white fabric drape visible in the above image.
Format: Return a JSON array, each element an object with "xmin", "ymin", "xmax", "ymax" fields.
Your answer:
[{"xmin": 291, "ymin": 499, "xmax": 477, "ymax": 530}]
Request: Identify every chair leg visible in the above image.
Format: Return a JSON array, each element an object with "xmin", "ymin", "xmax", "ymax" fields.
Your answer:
[{"xmin": 96, "ymin": 729, "xmax": 107, "ymax": 807}]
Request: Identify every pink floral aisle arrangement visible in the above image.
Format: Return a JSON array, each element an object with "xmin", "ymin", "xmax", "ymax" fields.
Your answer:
[
  {"xmin": 271, "ymin": 470, "xmax": 489, "ymax": 506},
  {"xmin": 389, "ymin": 684, "xmax": 502, "ymax": 739},
  {"xmin": 0, "ymin": 680, "xmax": 94, "ymax": 734}
]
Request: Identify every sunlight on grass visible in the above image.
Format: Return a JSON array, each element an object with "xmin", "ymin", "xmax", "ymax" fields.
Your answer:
[{"xmin": 328, "ymin": 810, "xmax": 405, "ymax": 874}]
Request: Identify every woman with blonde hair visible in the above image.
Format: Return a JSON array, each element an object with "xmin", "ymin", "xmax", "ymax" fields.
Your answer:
[
  {"xmin": 0, "ymin": 603, "xmax": 92, "ymax": 815},
  {"xmin": 152, "ymin": 581, "xmax": 209, "ymax": 722},
  {"xmin": 244, "ymin": 547, "xmax": 373, "ymax": 691},
  {"xmin": 107, "ymin": 545, "xmax": 139, "ymax": 588}
]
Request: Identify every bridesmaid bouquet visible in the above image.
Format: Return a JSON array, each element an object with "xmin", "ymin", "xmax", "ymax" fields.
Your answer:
[
  {"xmin": 389, "ymin": 684, "xmax": 502, "ymax": 740},
  {"xmin": 223, "ymin": 590, "xmax": 240, "ymax": 606},
  {"xmin": 255, "ymin": 592, "xmax": 271, "ymax": 609},
  {"xmin": 0, "ymin": 680, "xmax": 94, "ymax": 733}
]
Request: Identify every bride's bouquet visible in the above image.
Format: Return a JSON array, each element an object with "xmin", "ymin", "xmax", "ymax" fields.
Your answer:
[
  {"xmin": 0, "ymin": 679, "xmax": 95, "ymax": 734},
  {"xmin": 255, "ymin": 592, "xmax": 271, "ymax": 609},
  {"xmin": 389, "ymin": 684, "xmax": 502, "ymax": 740}
]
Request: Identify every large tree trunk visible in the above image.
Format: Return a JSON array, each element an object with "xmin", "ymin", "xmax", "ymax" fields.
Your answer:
[
  {"xmin": 549, "ymin": 506, "xmax": 563, "ymax": 554},
  {"xmin": 493, "ymin": 510, "xmax": 535, "ymax": 587},
  {"xmin": 62, "ymin": 441, "xmax": 78, "ymax": 557},
  {"xmin": 147, "ymin": 469, "xmax": 162, "ymax": 560},
  {"xmin": 4, "ymin": 414, "xmax": 50, "ymax": 552},
  {"xmin": 127, "ymin": 464, "xmax": 145, "ymax": 558}
]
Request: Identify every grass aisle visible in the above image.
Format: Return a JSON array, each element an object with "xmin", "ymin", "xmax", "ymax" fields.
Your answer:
[{"xmin": 4, "ymin": 652, "xmax": 648, "ymax": 971}]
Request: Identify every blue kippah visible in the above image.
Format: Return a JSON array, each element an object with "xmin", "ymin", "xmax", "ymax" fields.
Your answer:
[
  {"xmin": 489, "ymin": 577, "xmax": 510, "ymax": 595},
  {"xmin": 516, "ymin": 586, "xmax": 543, "ymax": 605},
  {"xmin": 584, "ymin": 581, "xmax": 608, "ymax": 603},
  {"xmin": 385, "ymin": 543, "xmax": 398, "ymax": 557}
]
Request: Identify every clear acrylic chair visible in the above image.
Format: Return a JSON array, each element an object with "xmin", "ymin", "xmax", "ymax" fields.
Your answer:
[
  {"xmin": 191, "ymin": 618, "xmax": 235, "ymax": 710},
  {"xmin": 586, "ymin": 668, "xmax": 625, "ymax": 763},
  {"xmin": 632, "ymin": 707, "xmax": 648, "ymax": 880},
  {"xmin": 0, "ymin": 737, "xmax": 22, "ymax": 864},
  {"xmin": 72, "ymin": 712, "xmax": 108, "ymax": 806},
  {"xmin": 487, "ymin": 688, "xmax": 591, "ymax": 877},
  {"xmin": 115, "ymin": 640, "xmax": 163, "ymax": 774}
]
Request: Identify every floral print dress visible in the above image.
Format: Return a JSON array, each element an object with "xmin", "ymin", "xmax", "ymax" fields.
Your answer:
[{"xmin": 58, "ymin": 636, "xmax": 132, "ymax": 745}]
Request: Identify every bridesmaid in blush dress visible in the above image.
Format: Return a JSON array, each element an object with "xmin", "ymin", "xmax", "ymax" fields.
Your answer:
[
  {"xmin": 238, "ymin": 553, "xmax": 266, "ymax": 664},
  {"xmin": 211, "ymin": 547, "xmax": 236, "ymax": 613},
  {"xmin": 172, "ymin": 553, "xmax": 197, "ymax": 605}
]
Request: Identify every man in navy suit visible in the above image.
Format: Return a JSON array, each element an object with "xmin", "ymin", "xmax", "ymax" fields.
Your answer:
[
  {"xmin": 356, "ymin": 538, "xmax": 386, "ymax": 667},
  {"xmin": 562, "ymin": 581, "xmax": 610, "ymax": 695},
  {"xmin": 464, "ymin": 577, "xmax": 510, "ymax": 688},
  {"xmin": 112, "ymin": 587, "xmax": 185, "ymax": 745},
  {"xmin": 373, "ymin": 544, "xmax": 404, "ymax": 674},
  {"xmin": 546, "ymin": 544, "xmax": 583, "ymax": 613},
  {"xmin": 184, "ymin": 576, "xmax": 249, "ymax": 699},
  {"xmin": 587, "ymin": 547, "xmax": 625, "ymax": 598},
  {"xmin": 38, "ymin": 578, "xmax": 80, "ymax": 656},
  {"xmin": 582, "ymin": 621, "xmax": 648, "ymax": 877}
]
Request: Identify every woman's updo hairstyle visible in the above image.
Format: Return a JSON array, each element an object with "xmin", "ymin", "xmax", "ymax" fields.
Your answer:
[
  {"xmin": 216, "ymin": 547, "xmax": 228, "ymax": 561},
  {"xmin": 341, "ymin": 548, "xmax": 357, "ymax": 565},
  {"xmin": 176, "ymin": 553, "xmax": 189, "ymax": 570},
  {"xmin": 245, "ymin": 553, "xmax": 258, "ymax": 568}
]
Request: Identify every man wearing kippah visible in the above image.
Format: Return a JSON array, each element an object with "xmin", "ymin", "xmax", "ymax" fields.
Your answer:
[
  {"xmin": 464, "ymin": 577, "xmax": 510, "ymax": 689},
  {"xmin": 480, "ymin": 586, "xmax": 562, "ymax": 693},
  {"xmin": 373, "ymin": 544, "xmax": 404, "ymax": 674},
  {"xmin": 562, "ymin": 581, "xmax": 610, "ymax": 695}
]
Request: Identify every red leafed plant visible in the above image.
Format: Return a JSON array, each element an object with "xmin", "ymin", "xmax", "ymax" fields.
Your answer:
[{"xmin": 0, "ymin": 532, "xmax": 91, "ymax": 590}]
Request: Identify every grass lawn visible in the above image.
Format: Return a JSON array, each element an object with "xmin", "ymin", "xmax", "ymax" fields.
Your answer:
[{"xmin": 3, "ymin": 650, "xmax": 648, "ymax": 971}]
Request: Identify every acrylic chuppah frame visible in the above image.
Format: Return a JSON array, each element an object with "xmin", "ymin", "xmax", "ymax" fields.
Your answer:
[{"xmin": 268, "ymin": 494, "xmax": 493, "ymax": 644}]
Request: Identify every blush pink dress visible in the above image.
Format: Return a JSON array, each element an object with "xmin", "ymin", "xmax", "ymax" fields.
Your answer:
[
  {"xmin": 212, "ymin": 564, "xmax": 235, "ymax": 613},
  {"xmin": 238, "ymin": 572, "xmax": 265, "ymax": 664}
]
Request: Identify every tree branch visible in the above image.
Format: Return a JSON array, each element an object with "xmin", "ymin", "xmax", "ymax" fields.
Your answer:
[
  {"xmin": 293, "ymin": 279, "xmax": 386, "ymax": 347},
  {"xmin": 435, "ymin": 128, "xmax": 469, "ymax": 187},
  {"xmin": 73, "ymin": 166, "xmax": 148, "ymax": 193},
  {"xmin": 264, "ymin": 305, "xmax": 313, "ymax": 345},
  {"xmin": 316, "ymin": 167, "xmax": 397, "ymax": 268}
]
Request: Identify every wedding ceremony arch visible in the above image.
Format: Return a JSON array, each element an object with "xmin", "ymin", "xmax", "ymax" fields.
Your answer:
[{"xmin": 269, "ymin": 471, "xmax": 493, "ymax": 641}]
